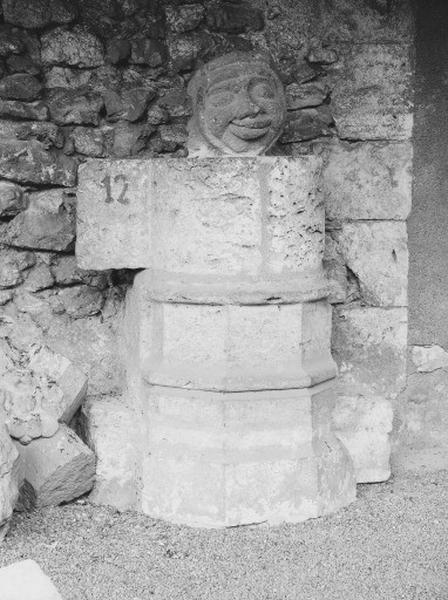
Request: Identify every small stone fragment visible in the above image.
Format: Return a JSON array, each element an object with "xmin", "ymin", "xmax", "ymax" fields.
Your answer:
[
  {"xmin": 15, "ymin": 425, "xmax": 95, "ymax": 509},
  {"xmin": 103, "ymin": 87, "xmax": 155, "ymax": 122},
  {"xmin": 158, "ymin": 123, "xmax": 187, "ymax": 152},
  {"xmin": 23, "ymin": 262, "xmax": 55, "ymax": 292},
  {"xmin": 0, "ymin": 100, "xmax": 48, "ymax": 121},
  {"xmin": 2, "ymin": 188, "xmax": 76, "ymax": 251},
  {"xmin": 412, "ymin": 345, "xmax": 448, "ymax": 373},
  {"xmin": 167, "ymin": 33, "xmax": 202, "ymax": 72},
  {"xmin": 47, "ymin": 88, "xmax": 104, "ymax": 126},
  {"xmin": 206, "ymin": 2, "xmax": 264, "ymax": 33},
  {"xmin": 0, "ymin": 560, "xmax": 63, "ymax": 600},
  {"xmin": 41, "ymin": 26, "xmax": 104, "ymax": 67},
  {"xmin": 0, "ymin": 248, "xmax": 35, "ymax": 289},
  {"xmin": 286, "ymin": 82, "xmax": 328, "ymax": 110},
  {"xmin": 6, "ymin": 54, "xmax": 40, "ymax": 75},
  {"xmin": 106, "ymin": 39, "xmax": 131, "ymax": 65},
  {"xmin": 2, "ymin": 0, "xmax": 76, "ymax": 28},
  {"xmin": 0, "ymin": 74, "xmax": 42, "ymax": 101},
  {"xmin": 131, "ymin": 38, "xmax": 165, "ymax": 67},
  {"xmin": 159, "ymin": 88, "xmax": 191, "ymax": 118},
  {"xmin": 280, "ymin": 107, "xmax": 333, "ymax": 143},
  {"xmin": 146, "ymin": 104, "xmax": 168, "ymax": 125},
  {"xmin": 307, "ymin": 46, "xmax": 339, "ymax": 65},
  {"xmin": 111, "ymin": 121, "xmax": 153, "ymax": 157},
  {"xmin": 15, "ymin": 121, "xmax": 63, "ymax": 149},
  {"xmin": 71, "ymin": 127, "xmax": 105, "ymax": 157},
  {"xmin": 57, "ymin": 285, "xmax": 105, "ymax": 318},
  {"xmin": 166, "ymin": 4, "xmax": 205, "ymax": 33},
  {"xmin": 0, "ymin": 140, "xmax": 77, "ymax": 186},
  {"xmin": 0, "ymin": 27, "xmax": 24, "ymax": 56},
  {"xmin": 0, "ymin": 181, "xmax": 27, "ymax": 217}
]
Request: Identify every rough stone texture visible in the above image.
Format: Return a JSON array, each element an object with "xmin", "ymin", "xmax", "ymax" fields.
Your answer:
[
  {"xmin": 3, "ymin": 189, "xmax": 76, "ymax": 251},
  {"xmin": 47, "ymin": 88, "xmax": 104, "ymax": 126},
  {"xmin": 333, "ymin": 222, "xmax": 408, "ymax": 307},
  {"xmin": 103, "ymin": 87, "xmax": 156, "ymax": 122},
  {"xmin": 1, "ymin": 344, "xmax": 87, "ymax": 444},
  {"xmin": 0, "ymin": 74, "xmax": 42, "ymax": 101},
  {"xmin": 2, "ymin": 0, "xmax": 75, "ymax": 29},
  {"xmin": 334, "ymin": 395, "xmax": 393, "ymax": 482},
  {"xmin": 0, "ymin": 421, "xmax": 20, "ymax": 541},
  {"xmin": 322, "ymin": 141, "xmax": 413, "ymax": 221},
  {"xmin": 0, "ymin": 140, "xmax": 77, "ymax": 186},
  {"xmin": 80, "ymin": 395, "xmax": 140, "ymax": 511},
  {"xmin": 15, "ymin": 425, "xmax": 95, "ymax": 509},
  {"xmin": 41, "ymin": 27, "xmax": 104, "ymax": 68},
  {"xmin": 411, "ymin": 344, "xmax": 448, "ymax": 372},
  {"xmin": 331, "ymin": 44, "xmax": 413, "ymax": 141},
  {"xmin": 0, "ymin": 248, "xmax": 35, "ymax": 289},
  {"xmin": 0, "ymin": 560, "xmax": 63, "ymax": 600},
  {"xmin": 0, "ymin": 181, "xmax": 26, "ymax": 217}
]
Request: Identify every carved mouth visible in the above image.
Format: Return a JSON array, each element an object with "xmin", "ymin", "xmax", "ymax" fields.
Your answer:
[{"xmin": 228, "ymin": 117, "xmax": 271, "ymax": 140}]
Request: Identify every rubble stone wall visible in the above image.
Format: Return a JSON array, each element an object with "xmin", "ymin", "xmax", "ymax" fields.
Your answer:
[{"xmin": 0, "ymin": 0, "xmax": 424, "ymax": 478}]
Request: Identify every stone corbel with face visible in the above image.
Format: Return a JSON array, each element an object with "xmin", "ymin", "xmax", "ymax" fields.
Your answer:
[{"xmin": 187, "ymin": 52, "xmax": 287, "ymax": 157}]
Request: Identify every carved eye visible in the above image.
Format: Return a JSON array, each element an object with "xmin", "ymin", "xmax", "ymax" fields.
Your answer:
[
  {"xmin": 207, "ymin": 91, "xmax": 234, "ymax": 107},
  {"xmin": 251, "ymin": 82, "xmax": 276, "ymax": 100}
]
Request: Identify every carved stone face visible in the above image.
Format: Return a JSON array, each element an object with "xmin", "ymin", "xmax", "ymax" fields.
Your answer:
[{"xmin": 188, "ymin": 53, "xmax": 286, "ymax": 156}]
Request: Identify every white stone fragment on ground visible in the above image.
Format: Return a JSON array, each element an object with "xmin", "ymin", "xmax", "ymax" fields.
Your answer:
[
  {"xmin": 0, "ymin": 559, "xmax": 63, "ymax": 600},
  {"xmin": 0, "ymin": 422, "xmax": 21, "ymax": 541},
  {"xmin": 411, "ymin": 345, "xmax": 448, "ymax": 373},
  {"xmin": 1, "ymin": 344, "xmax": 88, "ymax": 444},
  {"xmin": 15, "ymin": 424, "xmax": 95, "ymax": 509},
  {"xmin": 80, "ymin": 395, "xmax": 140, "ymax": 511}
]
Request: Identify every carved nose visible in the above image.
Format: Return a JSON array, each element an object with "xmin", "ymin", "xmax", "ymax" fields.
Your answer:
[{"xmin": 236, "ymin": 89, "xmax": 261, "ymax": 117}]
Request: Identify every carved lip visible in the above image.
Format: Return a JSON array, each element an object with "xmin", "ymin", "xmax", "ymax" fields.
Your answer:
[{"xmin": 229, "ymin": 117, "xmax": 271, "ymax": 140}]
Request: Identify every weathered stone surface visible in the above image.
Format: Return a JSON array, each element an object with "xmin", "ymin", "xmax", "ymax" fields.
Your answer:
[
  {"xmin": 76, "ymin": 157, "xmax": 326, "ymax": 304},
  {"xmin": 334, "ymin": 395, "xmax": 393, "ymax": 482},
  {"xmin": 139, "ymin": 383, "xmax": 354, "ymax": 527},
  {"xmin": 130, "ymin": 38, "xmax": 165, "ymax": 67},
  {"xmin": 23, "ymin": 263, "xmax": 54, "ymax": 292},
  {"xmin": 50, "ymin": 255, "xmax": 109, "ymax": 289},
  {"xmin": 41, "ymin": 26, "xmax": 104, "ymax": 67},
  {"xmin": 0, "ymin": 100, "xmax": 48, "ymax": 121},
  {"xmin": 0, "ymin": 140, "xmax": 77, "ymax": 186},
  {"xmin": 15, "ymin": 425, "xmax": 95, "ymax": 508},
  {"xmin": 306, "ymin": 46, "xmax": 339, "ymax": 65},
  {"xmin": 0, "ymin": 248, "xmax": 35, "ymax": 289},
  {"xmin": 0, "ymin": 422, "xmax": 20, "ymax": 540},
  {"xmin": 157, "ymin": 123, "xmax": 187, "ymax": 152},
  {"xmin": 110, "ymin": 122, "xmax": 153, "ymax": 157},
  {"xmin": 0, "ymin": 181, "xmax": 26, "ymax": 217},
  {"xmin": 206, "ymin": 2, "xmax": 264, "ymax": 33},
  {"xmin": 0, "ymin": 74, "xmax": 42, "ymax": 101},
  {"xmin": 318, "ymin": 0, "xmax": 413, "ymax": 43},
  {"xmin": 411, "ymin": 345, "xmax": 448, "ymax": 373},
  {"xmin": 1, "ymin": 344, "xmax": 87, "ymax": 444},
  {"xmin": 332, "ymin": 307, "xmax": 407, "ymax": 396},
  {"xmin": 103, "ymin": 87, "xmax": 155, "ymax": 122},
  {"xmin": 286, "ymin": 82, "xmax": 328, "ymax": 110},
  {"xmin": 166, "ymin": 4, "xmax": 205, "ymax": 33},
  {"xmin": 167, "ymin": 33, "xmax": 203, "ymax": 72},
  {"xmin": 322, "ymin": 141, "xmax": 413, "ymax": 221},
  {"xmin": 106, "ymin": 39, "xmax": 131, "ymax": 65},
  {"xmin": 0, "ymin": 560, "xmax": 63, "ymax": 600},
  {"xmin": 146, "ymin": 104, "xmax": 169, "ymax": 125},
  {"xmin": 280, "ymin": 107, "xmax": 333, "ymax": 143},
  {"xmin": 57, "ymin": 285, "xmax": 105, "ymax": 318},
  {"xmin": 2, "ymin": 0, "xmax": 75, "ymax": 28},
  {"xmin": 70, "ymin": 127, "xmax": 105, "ymax": 157},
  {"xmin": 80, "ymin": 395, "xmax": 139, "ymax": 511},
  {"xmin": 334, "ymin": 222, "xmax": 408, "ymax": 307},
  {"xmin": 6, "ymin": 54, "xmax": 40, "ymax": 75},
  {"xmin": 332, "ymin": 44, "xmax": 413, "ymax": 140},
  {"xmin": 47, "ymin": 88, "xmax": 104, "ymax": 126},
  {"xmin": 15, "ymin": 121, "xmax": 63, "ymax": 149},
  {"xmin": 44, "ymin": 66, "xmax": 92, "ymax": 90},
  {"xmin": 158, "ymin": 88, "xmax": 191, "ymax": 118},
  {"xmin": 3, "ymin": 188, "xmax": 76, "ymax": 251},
  {"xmin": 0, "ymin": 27, "xmax": 24, "ymax": 56}
]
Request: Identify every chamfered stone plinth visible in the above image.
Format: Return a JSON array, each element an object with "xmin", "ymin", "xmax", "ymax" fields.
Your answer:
[{"xmin": 76, "ymin": 156, "xmax": 356, "ymax": 527}]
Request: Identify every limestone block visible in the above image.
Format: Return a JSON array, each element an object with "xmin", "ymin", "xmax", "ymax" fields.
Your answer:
[
  {"xmin": 331, "ymin": 44, "xmax": 413, "ymax": 140},
  {"xmin": 332, "ymin": 307, "xmax": 407, "ymax": 396},
  {"xmin": 41, "ymin": 26, "xmax": 104, "ymax": 67},
  {"xmin": 15, "ymin": 425, "xmax": 95, "ymax": 509},
  {"xmin": 334, "ymin": 222, "xmax": 408, "ymax": 307},
  {"xmin": 0, "ymin": 422, "xmax": 20, "ymax": 541},
  {"xmin": 80, "ymin": 396, "xmax": 140, "ymax": 511},
  {"xmin": 47, "ymin": 88, "xmax": 104, "ymax": 126},
  {"xmin": 141, "ymin": 383, "xmax": 355, "ymax": 527},
  {"xmin": 0, "ymin": 560, "xmax": 62, "ymax": 600},
  {"xmin": 322, "ymin": 141, "xmax": 412, "ymax": 221},
  {"xmin": 129, "ymin": 283, "xmax": 336, "ymax": 391},
  {"xmin": 1, "ymin": 344, "xmax": 87, "ymax": 444},
  {"xmin": 0, "ymin": 74, "xmax": 42, "ymax": 102},
  {"xmin": 77, "ymin": 156, "xmax": 327, "ymax": 303},
  {"xmin": 3, "ymin": 189, "xmax": 76, "ymax": 252},
  {"xmin": 333, "ymin": 395, "xmax": 393, "ymax": 483},
  {"xmin": 0, "ymin": 100, "xmax": 48, "ymax": 121},
  {"xmin": 411, "ymin": 345, "xmax": 448, "ymax": 373},
  {"xmin": 0, "ymin": 248, "xmax": 35, "ymax": 289},
  {"xmin": 318, "ymin": 0, "xmax": 413, "ymax": 43}
]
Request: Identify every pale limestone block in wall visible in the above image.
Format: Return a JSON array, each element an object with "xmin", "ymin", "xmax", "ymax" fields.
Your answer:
[
  {"xmin": 0, "ymin": 422, "xmax": 20, "ymax": 541},
  {"xmin": 318, "ymin": 0, "xmax": 413, "ymax": 43},
  {"xmin": 15, "ymin": 424, "xmax": 95, "ymax": 509},
  {"xmin": 80, "ymin": 395, "xmax": 140, "ymax": 511},
  {"xmin": 76, "ymin": 157, "xmax": 326, "ymax": 303},
  {"xmin": 127, "ymin": 274, "xmax": 336, "ymax": 392},
  {"xmin": 0, "ymin": 560, "xmax": 62, "ymax": 600},
  {"xmin": 332, "ymin": 307, "xmax": 407, "ymax": 397},
  {"xmin": 322, "ymin": 141, "xmax": 412, "ymax": 221},
  {"xmin": 411, "ymin": 345, "xmax": 448, "ymax": 373},
  {"xmin": 334, "ymin": 222, "xmax": 408, "ymax": 307},
  {"xmin": 331, "ymin": 44, "xmax": 413, "ymax": 141},
  {"xmin": 333, "ymin": 395, "xmax": 393, "ymax": 483},
  {"xmin": 141, "ymin": 383, "xmax": 355, "ymax": 527}
]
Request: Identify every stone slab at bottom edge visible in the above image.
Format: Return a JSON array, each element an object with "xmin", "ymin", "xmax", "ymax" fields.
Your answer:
[{"xmin": 0, "ymin": 559, "xmax": 63, "ymax": 600}]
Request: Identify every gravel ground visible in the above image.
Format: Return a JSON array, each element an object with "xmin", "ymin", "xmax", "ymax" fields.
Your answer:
[{"xmin": 0, "ymin": 470, "xmax": 447, "ymax": 600}]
